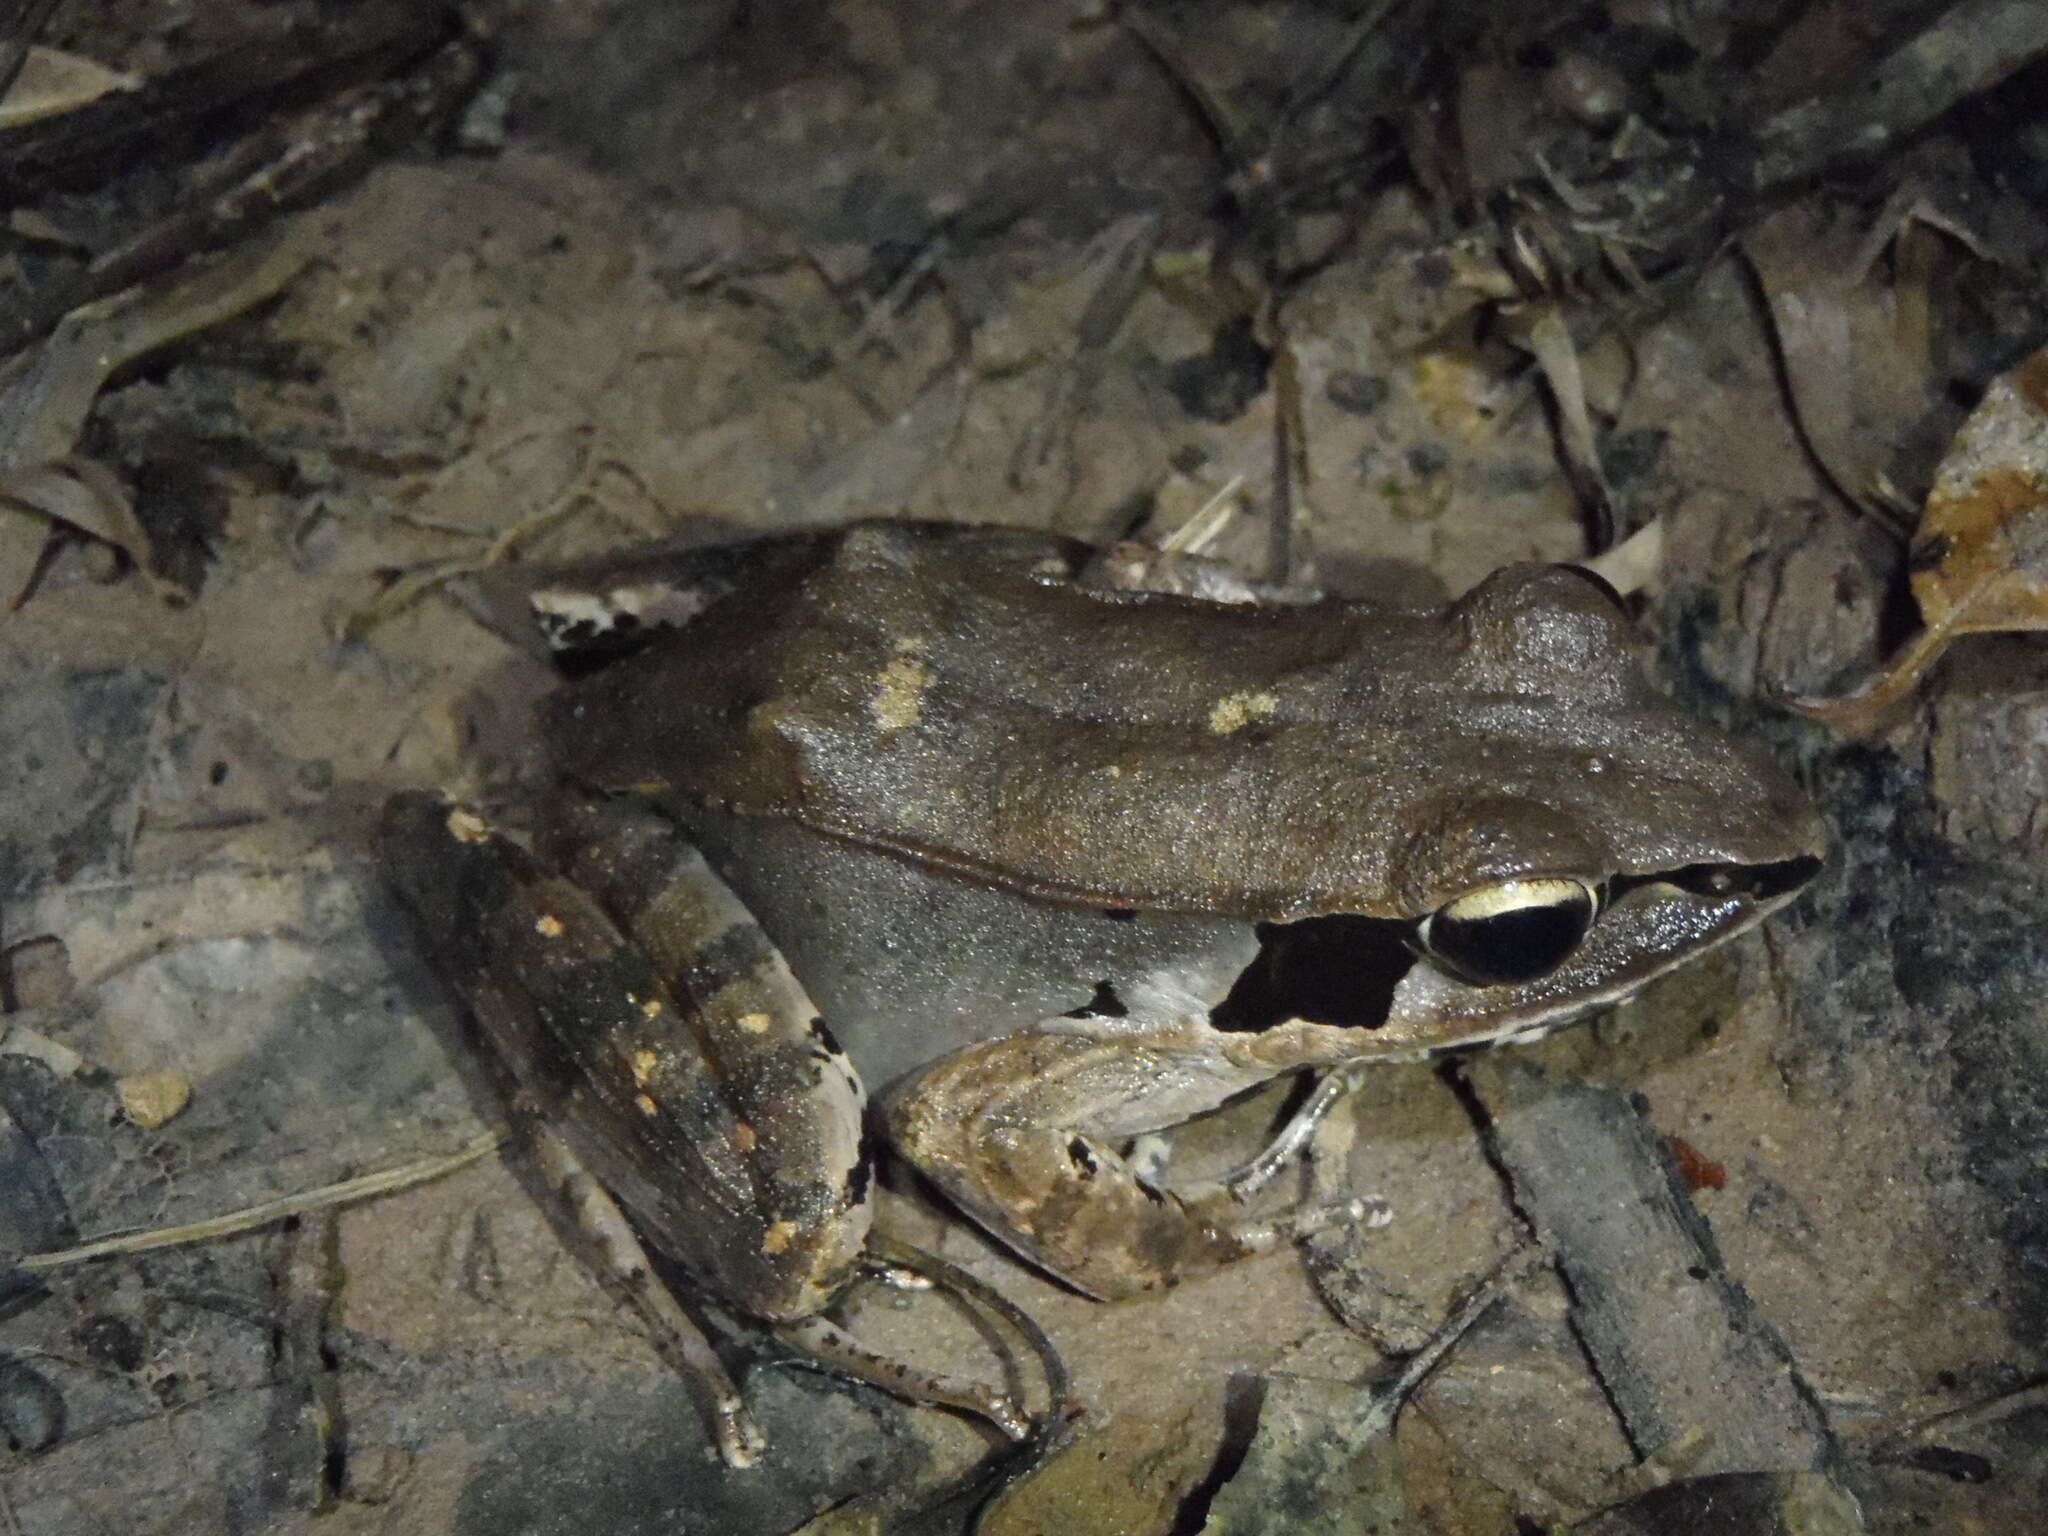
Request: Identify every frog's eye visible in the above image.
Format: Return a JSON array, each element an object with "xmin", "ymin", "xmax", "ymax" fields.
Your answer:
[{"xmin": 1415, "ymin": 878, "xmax": 1599, "ymax": 986}]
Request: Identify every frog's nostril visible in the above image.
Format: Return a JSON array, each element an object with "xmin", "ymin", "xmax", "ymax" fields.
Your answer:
[{"xmin": 1625, "ymin": 854, "xmax": 1823, "ymax": 904}]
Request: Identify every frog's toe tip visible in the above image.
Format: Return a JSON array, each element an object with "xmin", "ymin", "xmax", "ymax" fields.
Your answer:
[
  {"xmin": 983, "ymin": 1394, "xmax": 1032, "ymax": 1440},
  {"xmin": 714, "ymin": 1408, "xmax": 769, "ymax": 1469}
]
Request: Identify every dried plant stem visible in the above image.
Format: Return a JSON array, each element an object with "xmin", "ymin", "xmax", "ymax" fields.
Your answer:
[{"xmin": 11, "ymin": 1128, "xmax": 506, "ymax": 1273}]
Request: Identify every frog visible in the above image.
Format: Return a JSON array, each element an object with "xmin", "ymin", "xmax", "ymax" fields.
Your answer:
[{"xmin": 379, "ymin": 518, "xmax": 1825, "ymax": 1465}]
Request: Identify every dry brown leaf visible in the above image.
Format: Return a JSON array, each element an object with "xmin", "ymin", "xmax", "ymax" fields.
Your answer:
[
  {"xmin": 1510, "ymin": 298, "xmax": 1617, "ymax": 545},
  {"xmin": 1792, "ymin": 347, "xmax": 2048, "ymax": 733},
  {"xmin": 0, "ymin": 45, "xmax": 137, "ymax": 128},
  {"xmin": 1744, "ymin": 202, "xmax": 1939, "ymax": 531},
  {"xmin": 0, "ymin": 455, "xmax": 192, "ymax": 606}
]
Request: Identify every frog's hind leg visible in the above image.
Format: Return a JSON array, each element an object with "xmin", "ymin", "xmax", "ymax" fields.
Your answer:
[
  {"xmin": 382, "ymin": 792, "xmax": 872, "ymax": 1463},
  {"xmin": 886, "ymin": 1009, "xmax": 1370, "ymax": 1301},
  {"xmin": 543, "ymin": 797, "xmax": 1035, "ymax": 1443},
  {"xmin": 536, "ymin": 1117, "xmax": 1036, "ymax": 1459}
]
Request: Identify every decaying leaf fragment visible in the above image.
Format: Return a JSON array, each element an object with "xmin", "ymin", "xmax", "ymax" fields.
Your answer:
[
  {"xmin": 0, "ymin": 234, "xmax": 308, "ymax": 607},
  {"xmin": 1744, "ymin": 201, "xmax": 1940, "ymax": 530},
  {"xmin": 1793, "ymin": 346, "xmax": 2048, "ymax": 734},
  {"xmin": 0, "ymin": 455, "xmax": 183, "ymax": 607},
  {"xmin": 0, "ymin": 45, "xmax": 138, "ymax": 129}
]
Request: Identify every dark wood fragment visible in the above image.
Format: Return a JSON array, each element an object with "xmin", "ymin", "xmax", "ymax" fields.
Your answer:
[
  {"xmin": 1463, "ymin": 1054, "xmax": 1839, "ymax": 1475},
  {"xmin": 0, "ymin": 2, "xmax": 458, "ymax": 201},
  {"xmin": 0, "ymin": 36, "xmax": 481, "ymax": 358},
  {"xmin": 1752, "ymin": 0, "xmax": 2048, "ymax": 189},
  {"xmin": 255, "ymin": 1211, "xmax": 343, "ymax": 1515}
]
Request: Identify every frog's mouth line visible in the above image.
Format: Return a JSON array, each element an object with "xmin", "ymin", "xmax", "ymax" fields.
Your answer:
[{"xmin": 1210, "ymin": 855, "xmax": 1820, "ymax": 1040}]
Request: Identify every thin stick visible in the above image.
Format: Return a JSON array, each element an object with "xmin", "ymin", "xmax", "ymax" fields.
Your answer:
[{"xmin": 11, "ymin": 1128, "xmax": 507, "ymax": 1273}]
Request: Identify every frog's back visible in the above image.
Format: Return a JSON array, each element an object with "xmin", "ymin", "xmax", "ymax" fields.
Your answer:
[{"xmin": 547, "ymin": 520, "xmax": 1813, "ymax": 923}]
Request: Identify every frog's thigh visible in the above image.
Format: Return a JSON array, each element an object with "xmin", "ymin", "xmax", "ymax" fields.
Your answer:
[
  {"xmin": 886, "ymin": 1025, "xmax": 1298, "ymax": 1300},
  {"xmin": 385, "ymin": 793, "xmax": 871, "ymax": 1322},
  {"xmin": 542, "ymin": 798, "xmax": 878, "ymax": 1300}
]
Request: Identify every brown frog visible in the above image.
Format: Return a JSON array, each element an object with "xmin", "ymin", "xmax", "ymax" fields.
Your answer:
[{"xmin": 381, "ymin": 519, "xmax": 1825, "ymax": 1464}]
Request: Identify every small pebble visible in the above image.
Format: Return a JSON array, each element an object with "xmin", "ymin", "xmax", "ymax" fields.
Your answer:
[
  {"xmin": 341, "ymin": 1442, "xmax": 414, "ymax": 1505},
  {"xmin": 1545, "ymin": 52, "xmax": 1631, "ymax": 126},
  {"xmin": 4, "ymin": 934, "xmax": 74, "ymax": 1011},
  {"xmin": 0, "ymin": 1357, "xmax": 64, "ymax": 1454},
  {"xmin": 117, "ymin": 1071, "xmax": 192, "ymax": 1130}
]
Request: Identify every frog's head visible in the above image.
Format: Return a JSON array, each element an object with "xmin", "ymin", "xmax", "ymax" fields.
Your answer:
[
  {"xmin": 1223, "ymin": 764, "xmax": 1823, "ymax": 1053},
  {"xmin": 1215, "ymin": 564, "xmax": 1827, "ymax": 1052},
  {"xmin": 1378, "ymin": 784, "xmax": 1820, "ymax": 1052}
]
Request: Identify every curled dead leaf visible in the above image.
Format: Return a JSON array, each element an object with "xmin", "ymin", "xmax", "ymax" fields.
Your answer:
[
  {"xmin": 0, "ymin": 456, "xmax": 192, "ymax": 607},
  {"xmin": 0, "ymin": 459, "xmax": 131, "ymax": 545},
  {"xmin": 0, "ymin": 45, "xmax": 139, "ymax": 129},
  {"xmin": 1791, "ymin": 347, "xmax": 2048, "ymax": 734}
]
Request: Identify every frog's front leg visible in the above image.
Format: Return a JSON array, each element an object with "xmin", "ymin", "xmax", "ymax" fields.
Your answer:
[{"xmin": 887, "ymin": 1005, "xmax": 1374, "ymax": 1300}]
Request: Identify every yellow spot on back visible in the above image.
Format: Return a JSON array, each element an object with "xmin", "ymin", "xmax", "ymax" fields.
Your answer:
[
  {"xmin": 641, "ymin": 997, "xmax": 663, "ymax": 1019},
  {"xmin": 869, "ymin": 639, "xmax": 935, "ymax": 731},
  {"xmin": 733, "ymin": 1122, "xmax": 757, "ymax": 1154},
  {"xmin": 1207, "ymin": 690, "xmax": 1279, "ymax": 734},
  {"xmin": 447, "ymin": 808, "xmax": 491, "ymax": 844},
  {"xmin": 535, "ymin": 913, "xmax": 566, "ymax": 938},
  {"xmin": 635, "ymin": 1092, "xmax": 658, "ymax": 1116},
  {"xmin": 737, "ymin": 1011, "xmax": 772, "ymax": 1035},
  {"xmin": 760, "ymin": 1219, "xmax": 797, "ymax": 1255},
  {"xmin": 631, "ymin": 1048, "xmax": 658, "ymax": 1086}
]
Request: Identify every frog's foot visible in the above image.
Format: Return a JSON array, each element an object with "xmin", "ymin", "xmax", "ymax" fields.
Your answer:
[
  {"xmin": 887, "ymin": 1028, "xmax": 1359, "ymax": 1300},
  {"xmin": 527, "ymin": 1121, "xmax": 767, "ymax": 1468},
  {"xmin": 773, "ymin": 1315, "xmax": 1030, "ymax": 1440}
]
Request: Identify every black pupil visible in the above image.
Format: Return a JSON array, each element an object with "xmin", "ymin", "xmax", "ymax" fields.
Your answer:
[{"xmin": 1428, "ymin": 894, "xmax": 1592, "ymax": 986}]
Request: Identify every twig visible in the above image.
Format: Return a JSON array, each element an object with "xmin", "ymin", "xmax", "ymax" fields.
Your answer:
[
  {"xmin": 1273, "ymin": 0, "xmax": 1404, "ymax": 143},
  {"xmin": 11, "ymin": 1128, "xmax": 507, "ymax": 1273},
  {"xmin": 1118, "ymin": 6, "xmax": 1254, "ymax": 170},
  {"xmin": 1336, "ymin": 1240, "xmax": 1547, "ymax": 1442},
  {"xmin": 1753, "ymin": 0, "xmax": 2048, "ymax": 189},
  {"xmin": 1884, "ymin": 1377, "xmax": 2048, "ymax": 1446},
  {"xmin": 0, "ymin": 2, "xmax": 455, "ymax": 202}
]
